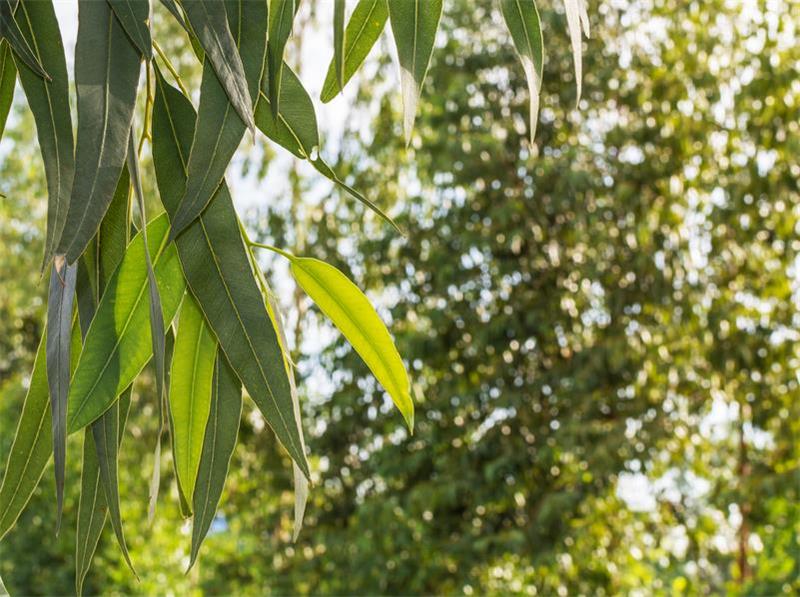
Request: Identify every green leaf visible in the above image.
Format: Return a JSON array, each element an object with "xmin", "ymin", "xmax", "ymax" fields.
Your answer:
[
  {"xmin": 563, "ymin": 0, "xmax": 589, "ymax": 105},
  {"xmin": 168, "ymin": 0, "xmax": 267, "ymax": 240},
  {"xmin": 152, "ymin": 67, "xmax": 309, "ymax": 477},
  {"xmin": 180, "ymin": 0, "xmax": 255, "ymax": 133},
  {"xmin": 188, "ymin": 350, "xmax": 242, "ymax": 569},
  {"xmin": 108, "ymin": 0, "xmax": 152, "ymax": 58},
  {"xmin": 0, "ymin": 42, "xmax": 16, "ymax": 141},
  {"xmin": 0, "ymin": 320, "xmax": 81, "ymax": 541},
  {"xmin": 0, "ymin": 1, "xmax": 49, "ymax": 80},
  {"xmin": 46, "ymin": 256, "xmax": 77, "ymax": 532},
  {"xmin": 255, "ymin": 63, "xmax": 401, "ymax": 233},
  {"xmin": 57, "ymin": 0, "xmax": 141, "ymax": 264},
  {"xmin": 387, "ymin": 0, "xmax": 442, "ymax": 145},
  {"xmin": 11, "ymin": 0, "xmax": 74, "ymax": 265},
  {"xmin": 320, "ymin": 0, "xmax": 387, "ymax": 103},
  {"xmin": 289, "ymin": 256, "xmax": 413, "ymax": 431},
  {"xmin": 333, "ymin": 0, "xmax": 345, "ymax": 93},
  {"xmin": 75, "ymin": 391, "xmax": 132, "ymax": 596},
  {"xmin": 500, "ymin": 0, "xmax": 544, "ymax": 142},
  {"xmin": 67, "ymin": 214, "xmax": 186, "ymax": 433},
  {"xmin": 266, "ymin": 0, "xmax": 298, "ymax": 118},
  {"xmin": 149, "ymin": 328, "xmax": 175, "ymax": 522},
  {"xmin": 168, "ymin": 295, "xmax": 217, "ymax": 509}
]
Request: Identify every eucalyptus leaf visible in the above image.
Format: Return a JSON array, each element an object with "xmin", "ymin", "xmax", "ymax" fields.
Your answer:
[
  {"xmin": 169, "ymin": 295, "xmax": 217, "ymax": 508},
  {"xmin": 168, "ymin": 0, "xmax": 267, "ymax": 240},
  {"xmin": 108, "ymin": 0, "xmax": 152, "ymax": 58},
  {"xmin": 152, "ymin": 67, "xmax": 309, "ymax": 477},
  {"xmin": 563, "ymin": 0, "xmax": 588, "ymax": 104},
  {"xmin": 320, "ymin": 0, "xmax": 387, "ymax": 103},
  {"xmin": 11, "ymin": 0, "xmax": 73, "ymax": 265},
  {"xmin": 188, "ymin": 350, "xmax": 242, "ymax": 569},
  {"xmin": 57, "ymin": 0, "xmax": 141, "ymax": 264},
  {"xmin": 0, "ymin": 0, "xmax": 49, "ymax": 80},
  {"xmin": 46, "ymin": 256, "xmax": 77, "ymax": 532},
  {"xmin": 67, "ymin": 214, "xmax": 186, "ymax": 433},
  {"xmin": 289, "ymin": 255, "xmax": 413, "ymax": 430},
  {"xmin": 387, "ymin": 0, "xmax": 442, "ymax": 145},
  {"xmin": 500, "ymin": 0, "xmax": 544, "ymax": 141},
  {"xmin": 333, "ymin": 0, "xmax": 345, "ymax": 93},
  {"xmin": 0, "ymin": 42, "xmax": 16, "ymax": 140},
  {"xmin": 180, "ymin": 0, "xmax": 255, "ymax": 132},
  {"xmin": 266, "ymin": 0, "xmax": 298, "ymax": 118}
]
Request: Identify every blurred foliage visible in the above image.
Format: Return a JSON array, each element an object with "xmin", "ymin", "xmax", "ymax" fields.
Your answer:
[{"xmin": 1, "ymin": 0, "xmax": 799, "ymax": 595}]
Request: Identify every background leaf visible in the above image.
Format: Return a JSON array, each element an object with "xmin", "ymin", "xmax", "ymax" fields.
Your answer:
[
  {"xmin": 387, "ymin": 0, "xmax": 442, "ymax": 144},
  {"xmin": 333, "ymin": 0, "xmax": 345, "ymax": 93},
  {"xmin": 57, "ymin": 0, "xmax": 141, "ymax": 264},
  {"xmin": 289, "ymin": 256, "xmax": 413, "ymax": 431},
  {"xmin": 0, "ymin": 1, "xmax": 49, "ymax": 80}
]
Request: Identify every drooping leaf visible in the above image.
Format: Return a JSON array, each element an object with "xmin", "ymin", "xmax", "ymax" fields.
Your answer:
[
  {"xmin": 266, "ymin": 0, "xmax": 298, "ymax": 118},
  {"xmin": 563, "ymin": 0, "xmax": 588, "ymax": 104},
  {"xmin": 67, "ymin": 214, "xmax": 186, "ymax": 433},
  {"xmin": 256, "ymin": 63, "xmax": 400, "ymax": 232},
  {"xmin": 266, "ymin": 294, "xmax": 308, "ymax": 542},
  {"xmin": 387, "ymin": 0, "xmax": 442, "ymax": 145},
  {"xmin": 149, "ymin": 327, "xmax": 175, "ymax": 522},
  {"xmin": 11, "ymin": 0, "xmax": 74, "ymax": 265},
  {"xmin": 320, "ymin": 0, "xmax": 387, "ymax": 103},
  {"xmin": 500, "ymin": 0, "xmax": 544, "ymax": 142},
  {"xmin": 0, "ymin": 0, "xmax": 49, "ymax": 80},
  {"xmin": 188, "ymin": 350, "xmax": 242, "ymax": 569},
  {"xmin": 159, "ymin": 0, "xmax": 186, "ymax": 30},
  {"xmin": 0, "ymin": 323, "xmax": 80, "ymax": 541},
  {"xmin": 180, "ymin": 0, "xmax": 255, "ymax": 132},
  {"xmin": 168, "ymin": 295, "xmax": 217, "ymax": 509},
  {"xmin": 57, "ymin": 0, "xmax": 141, "ymax": 264},
  {"xmin": 0, "ymin": 42, "xmax": 16, "ymax": 141},
  {"xmin": 97, "ymin": 167, "xmax": 132, "ymax": 295},
  {"xmin": 333, "ymin": 0, "xmax": 345, "ymax": 93},
  {"xmin": 108, "ymin": 0, "xmax": 152, "ymax": 58},
  {"xmin": 168, "ymin": 0, "xmax": 267, "ymax": 240},
  {"xmin": 152, "ymin": 67, "xmax": 309, "ymax": 477},
  {"xmin": 289, "ymin": 255, "xmax": 413, "ymax": 430},
  {"xmin": 75, "ymin": 391, "xmax": 131, "ymax": 596},
  {"xmin": 46, "ymin": 255, "xmax": 77, "ymax": 532}
]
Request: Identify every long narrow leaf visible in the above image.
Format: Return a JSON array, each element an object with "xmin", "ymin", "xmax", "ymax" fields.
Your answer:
[
  {"xmin": 256, "ymin": 63, "xmax": 400, "ymax": 232},
  {"xmin": 563, "ymin": 0, "xmax": 588, "ymax": 104},
  {"xmin": 67, "ymin": 214, "xmax": 186, "ymax": 433},
  {"xmin": 188, "ymin": 350, "xmax": 242, "ymax": 569},
  {"xmin": 57, "ymin": 0, "xmax": 141, "ymax": 264},
  {"xmin": 46, "ymin": 256, "xmax": 77, "ymax": 532},
  {"xmin": 0, "ymin": 42, "xmax": 16, "ymax": 140},
  {"xmin": 289, "ymin": 255, "xmax": 413, "ymax": 430},
  {"xmin": 108, "ymin": 0, "xmax": 152, "ymax": 58},
  {"xmin": 387, "ymin": 0, "xmax": 442, "ymax": 145},
  {"xmin": 266, "ymin": 0, "xmax": 299, "ymax": 118},
  {"xmin": 169, "ymin": 295, "xmax": 217, "ymax": 508},
  {"xmin": 333, "ymin": 0, "xmax": 345, "ymax": 93},
  {"xmin": 500, "ymin": 0, "xmax": 544, "ymax": 142},
  {"xmin": 0, "ymin": 0, "xmax": 49, "ymax": 80},
  {"xmin": 320, "ymin": 0, "xmax": 386, "ymax": 103},
  {"xmin": 180, "ymin": 0, "xmax": 255, "ymax": 132},
  {"xmin": 168, "ymin": 0, "xmax": 267, "ymax": 240},
  {"xmin": 152, "ymin": 67, "xmax": 309, "ymax": 477},
  {"xmin": 11, "ymin": 0, "xmax": 73, "ymax": 265}
]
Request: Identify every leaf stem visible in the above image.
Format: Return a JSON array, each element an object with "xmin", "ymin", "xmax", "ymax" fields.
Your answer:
[
  {"xmin": 152, "ymin": 40, "xmax": 191, "ymax": 98},
  {"xmin": 249, "ymin": 241, "xmax": 294, "ymax": 261}
]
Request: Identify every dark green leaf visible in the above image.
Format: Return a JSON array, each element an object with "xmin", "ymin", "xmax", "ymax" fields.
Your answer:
[
  {"xmin": 387, "ymin": 0, "xmax": 442, "ymax": 144},
  {"xmin": 180, "ymin": 0, "xmax": 255, "ymax": 132},
  {"xmin": 500, "ymin": 0, "xmax": 543, "ymax": 141},
  {"xmin": 159, "ymin": 0, "xmax": 187, "ymax": 30},
  {"xmin": 188, "ymin": 350, "xmax": 242, "ymax": 569},
  {"xmin": 0, "ymin": 0, "xmax": 49, "ymax": 80},
  {"xmin": 168, "ymin": 0, "xmax": 267, "ymax": 240},
  {"xmin": 256, "ymin": 63, "xmax": 400, "ymax": 232},
  {"xmin": 67, "ymin": 214, "xmax": 186, "ymax": 433},
  {"xmin": 266, "ymin": 0, "xmax": 298, "ymax": 118},
  {"xmin": 320, "ymin": 0, "xmax": 387, "ymax": 103},
  {"xmin": 11, "ymin": 0, "xmax": 74, "ymax": 265},
  {"xmin": 333, "ymin": 0, "xmax": 345, "ymax": 93},
  {"xmin": 46, "ymin": 256, "xmax": 76, "ymax": 533},
  {"xmin": 152, "ymin": 67, "xmax": 309, "ymax": 477},
  {"xmin": 108, "ymin": 0, "xmax": 152, "ymax": 58},
  {"xmin": 57, "ymin": 0, "xmax": 141, "ymax": 264},
  {"xmin": 0, "ymin": 42, "xmax": 16, "ymax": 140}
]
